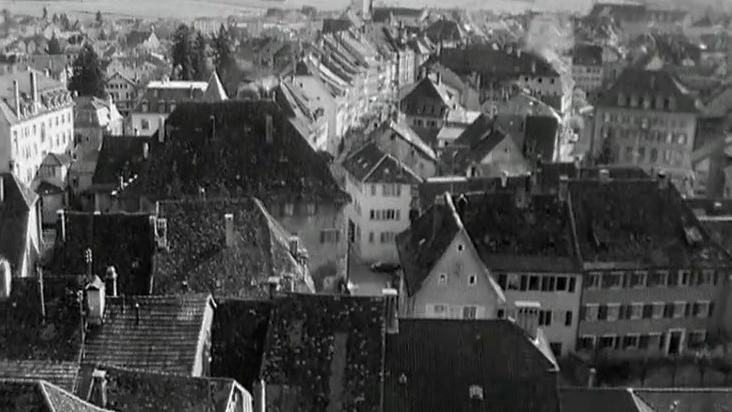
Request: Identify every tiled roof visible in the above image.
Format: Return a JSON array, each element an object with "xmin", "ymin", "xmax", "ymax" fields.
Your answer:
[
  {"xmin": 322, "ymin": 18, "xmax": 352, "ymax": 34},
  {"xmin": 0, "ymin": 173, "xmax": 37, "ymax": 277},
  {"xmin": 400, "ymin": 76, "xmax": 453, "ymax": 116},
  {"xmin": 130, "ymin": 101, "xmax": 349, "ymax": 205},
  {"xmin": 371, "ymin": 7, "xmax": 425, "ymax": 23},
  {"xmin": 78, "ymin": 365, "xmax": 242, "ymax": 412},
  {"xmin": 425, "ymin": 19, "xmax": 463, "ymax": 44},
  {"xmin": 53, "ymin": 212, "xmax": 156, "ymax": 296},
  {"xmin": 0, "ymin": 275, "xmax": 84, "ymax": 362},
  {"xmin": 260, "ymin": 294, "xmax": 386, "ymax": 412},
  {"xmin": 41, "ymin": 152, "xmax": 73, "ymax": 167},
  {"xmin": 445, "ymin": 114, "xmax": 525, "ymax": 173},
  {"xmin": 152, "ymin": 198, "xmax": 315, "ymax": 297},
  {"xmin": 0, "ymin": 379, "xmax": 112, "ymax": 412},
  {"xmin": 0, "ymin": 68, "xmax": 71, "ymax": 125},
  {"xmin": 126, "ymin": 30, "xmax": 153, "ymax": 48},
  {"xmin": 460, "ymin": 192, "xmax": 580, "ymax": 272},
  {"xmin": 91, "ymin": 135, "xmax": 152, "ymax": 187},
  {"xmin": 560, "ymin": 388, "xmax": 655, "ymax": 412},
  {"xmin": 211, "ymin": 299, "xmax": 273, "ymax": 391},
  {"xmin": 435, "ymin": 45, "xmax": 558, "ymax": 80},
  {"xmin": 572, "ymin": 44, "xmax": 603, "ymax": 66},
  {"xmin": 343, "ymin": 143, "xmax": 421, "ymax": 185},
  {"xmin": 395, "ymin": 194, "xmax": 462, "ymax": 295},
  {"xmin": 633, "ymin": 388, "xmax": 732, "ymax": 412},
  {"xmin": 598, "ymin": 68, "xmax": 698, "ymax": 113},
  {"xmin": 568, "ymin": 179, "xmax": 730, "ymax": 268},
  {"xmin": 0, "ymin": 360, "xmax": 80, "ymax": 392},
  {"xmin": 387, "ymin": 119, "xmax": 437, "ymax": 161},
  {"xmin": 83, "ymin": 294, "xmax": 213, "ymax": 375},
  {"xmin": 384, "ymin": 319, "xmax": 560, "ymax": 412},
  {"xmin": 201, "ymin": 71, "xmax": 228, "ymax": 102}
]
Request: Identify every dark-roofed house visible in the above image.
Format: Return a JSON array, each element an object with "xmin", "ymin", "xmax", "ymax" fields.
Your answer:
[
  {"xmin": 127, "ymin": 78, "xmax": 208, "ymax": 137},
  {"xmin": 373, "ymin": 119, "xmax": 437, "ymax": 180},
  {"xmin": 0, "ymin": 173, "xmax": 41, "ymax": 278},
  {"xmin": 399, "ymin": 74, "xmax": 458, "ymax": 146},
  {"xmin": 88, "ymin": 135, "xmax": 152, "ymax": 212},
  {"xmin": 395, "ymin": 193, "xmax": 506, "ymax": 319},
  {"xmin": 370, "ymin": 7, "xmax": 427, "ymax": 27},
  {"xmin": 77, "ymin": 365, "xmax": 253, "ymax": 412},
  {"xmin": 343, "ymin": 143, "xmax": 421, "ymax": 263},
  {"xmin": 590, "ymin": 68, "xmax": 700, "ymax": 186},
  {"xmin": 571, "ymin": 175, "xmax": 732, "ymax": 359},
  {"xmin": 0, "ymin": 379, "xmax": 112, "ymax": 412},
  {"xmin": 572, "ymin": 44, "xmax": 605, "ymax": 95},
  {"xmin": 129, "ymin": 101, "xmax": 350, "ymax": 288},
  {"xmin": 424, "ymin": 18, "xmax": 464, "ymax": 48},
  {"xmin": 559, "ymin": 387, "xmax": 656, "ymax": 412},
  {"xmin": 384, "ymin": 319, "xmax": 561, "ymax": 412},
  {"xmin": 73, "ymin": 95, "xmax": 124, "ymax": 159},
  {"xmin": 259, "ymin": 293, "xmax": 386, "ymax": 412},
  {"xmin": 83, "ymin": 294, "xmax": 216, "ymax": 376},
  {"xmin": 633, "ymin": 388, "xmax": 732, "ymax": 412},
  {"xmin": 0, "ymin": 360, "xmax": 80, "ymax": 392},
  {"xmin": 152, "ymin": 197, "xmax": 315, "ymax": 295}
]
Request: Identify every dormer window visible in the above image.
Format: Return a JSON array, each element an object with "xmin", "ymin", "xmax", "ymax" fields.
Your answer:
[
  {"xmin": 438, "ymin": 273, "xmax": 447, "ymax": 285},
  {"xmin": 469, "ymin": 385, "xmax": 484, "ymax": 401},
  {"xmin": 141, "ymin": 100, "xmax": 149, "ymax": 113}
]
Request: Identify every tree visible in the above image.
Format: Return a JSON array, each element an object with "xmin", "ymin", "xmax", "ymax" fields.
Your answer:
[
  {"xmin": 171, "ymin": 24, "xmax": 194, "ymax": 80},
  {"xmin": 52, "ymin": 13, "xmax": 58, "ymax": 23},
  {"xmin": 192, "ymin": 31, "xmax": 208, "ymax": 81},
  {"xmin": 95, "ymin": 11, "xmax": 102, "ymax": 25},
  {"xmin": 69, "ymin": 44, "xmax": 106, "ymax": 98},
  {"xmin": 46, "ymin": 34, "xmax": 62, "ymax": 54},
  {"xmin": 42, "ymin": 6, "xmax": 48, "ymax": 20},
  {"xmin": 211, "ymin": 24, "xmax": 238, "ymax": 89}
]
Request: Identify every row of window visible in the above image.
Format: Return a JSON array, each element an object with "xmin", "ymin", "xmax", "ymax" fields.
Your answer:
[
  {"xmin": 369, "ymin": 208, "xmax": 401, "ymax": 221},
  {"xmin": 140, "ymin": 99, "xmax": 177, "ymax": 113},
  {"xmin": 437, "ymin": 272, "xmax": 478, "ymax": 286},
  {"xmin": 615, "ymin": 93, "xmax": 677, "ymax": 111},
  {"xmin": 610, "ymin": 127, "xmax": 689, "ymax": 145},
  {"xmin": 521, "ymin": 76, "xmax": 557, "ymax": 85},
  {"xmin": 582, "ymin": 301, "xmax": 713, "ymax": 322},
  {"xmin": 361, "ymin": 183, "xmax": 403, "ymax": 197},
  {"xmin": 537, "ymin": 310, "xmax": 574, "ymax": 327},
  {"xmin": 428, "ymin": 304, "xmax": 483, "ymax": 319},
  {"xmin": 497, "ymin": 273, "xmax": 578, "ymax": 293},
  {"xmin": 367, "ymin": 231, "xmax": 396, "ymax": 244},
  {"xmin": 319, "ymin": 229, "xmax": 340, "ymax": 244},
  {"xmin": 280, "ymin": 202, "xmax": 318, "ymax": 217},
  {"xmin": 621, "ymin": 145, "xmax": 685, "ymax": 167},
  {"xmin": 412, "ymin": 118, "xmax": 439, "ymax": 129},
  {"xmin": 577, "ymin": 330, "xmax": 707, "ymax": 351},
  {"xmin": 602, "ymin": 112, "xmax": 689, "ymax": 130},
  {"xmin": 584, "ymin": 269, "xmax": 721, "ymax": 290}
]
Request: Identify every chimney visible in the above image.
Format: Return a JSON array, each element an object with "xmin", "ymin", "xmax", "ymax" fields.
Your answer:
[
  {"xmin": 224, "ymin": 213, "xmax": 235, "ymax": 247},
  {"xmin": 558, "ymin": 175, "xmax": 569, "ymax": 202},
  {"xmin": 587, "ymin": 368, "xmax": 597, "ymax": 388},
  {"xmin": 0, "ymin": 175, "xmax": 4, "ymax": 202},
  {"xmin": 514, "ymin": 301, "xmax": 540, "ymax": 340},
  {"xmin": 30, "ymin": 70, "xmax": 38, "ymax": 108},
  {"xmin": 142, "ymin": 142, "xmax": 149, "ymax": 160},
  {"xmin": 500, "ymin": 171, "xmax": 508, "ymax": 188},
  {"xmin": 288, "ymin": 235, "xmax": 300, "ymax": 257},
  {"xmin": 658, "ymin": 170, "xmax": 669, "ymax": 189},
  {"xmin": 58, "ymin": 210, "xmax": 66, "ymax": 242},
  {"xmin": 383, "ymin": 288, "xmax": 399, "ymax": 334},
  {"xmin": 12, "ymin": 80, "xmax": 20, "ymax": 117},
  {"xmin": 0, "ymin": 258, "xmax": 10, "ymax": 298},
  {"xmin": 90, "ymin": 369, "xmax": 108, "ymax": 407},
  {"xmin": 598, "ymin": 168, "xmax": 610, "ymax": 183},
  {"xmin": 85, "ymin": 275, "xmax": 106, "ymax": 326},
  {"xmin": 455, "ymin": 194, "xmax": 468, "ymax": 219},
  {"xmin": 265, "ymin": 114, "xmax": 273, "ymax": 144},
  {"xmin": 105, "ymin": 266, "xmax": 118, "ymax": 297},
  {"xmin": 267, "ymin": 276, "xmax": 280, "ymax": 299},
  {"xmin": 134, "ymin": 302, "xmax": 140, "ymax": 325},
  {"xmin": 573, "ymin": 156, "xmax": 581, "ymax": 178}
]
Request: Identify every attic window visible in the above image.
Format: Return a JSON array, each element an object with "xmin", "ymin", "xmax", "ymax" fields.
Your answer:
[
  {"xmin": 469, "ymin": 385, "xmax": 484, "ymax": 401},
  {"xmin": 457, "ymin": 243, "xmax": 465, "ymax": 252},
  {"xmin": 438, "ymin": 273, "xmax": 447, "ymax": 285}
]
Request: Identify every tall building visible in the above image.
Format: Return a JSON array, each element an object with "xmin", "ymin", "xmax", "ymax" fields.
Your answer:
[{"xmin": 0, "ymin": 68, "xmax": 74, "ymax": 187}]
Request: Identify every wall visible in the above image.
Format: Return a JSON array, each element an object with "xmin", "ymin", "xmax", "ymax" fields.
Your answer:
[
  {"xmin": 129, "ymin": 112, "xmax": 166, "ymax": 136},
  {"xmin": 192, "ymin": 300, "xmax": 215, "ymax": 377},
  {"xmin": 406, "ymin": 231, "xmax": 502, "ymax": 319}
]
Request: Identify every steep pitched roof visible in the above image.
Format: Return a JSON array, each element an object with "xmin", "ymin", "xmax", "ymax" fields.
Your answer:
[
  {"xmin": 41, "ymin": 152, "xmax": 73, "ymax": 167},
  {"xmin": 53, "ymin": 212, "xmax": 156, "ymax": 296},
  {"xmin": 211, "ymin": 299, "xmax": 273, "ymax": 391},
  {"xmin": 260, "ymin": 294, "xmax": 386, "ymax": 412},
  {"xmin": 202, "ymin": 71, "xmax": 228, "ymax": 102},
  {"xmin": 0, "ymin": 379, "xmax": 112, "ymax": 412},
  {"xmin": 78, "ymin": 365, "xmax": 245, "ymax": 412},
  {"xmin": 446, "ymin": 114, "xmax": 524, "ymax": 173},
  {"xmin": 152, "ymin": 198, "xmax": 315, "ymax": 297},
  {"xmin": 400, "ymin": 76, "xmax": 453, "ymax": 115},
  {"xmin": 568, "ymin": 179, "xmax": 730, "ymax": 268},
  {"xmin": 384, "ymin": 319, "xmax": 560, "ymax": 412},
  {"xmin": 435, "ymin": 45, "xmax": 558, "ymax": 80},
  {"xmin": 343, "ymin": 143, "xmax": 421, "ymax": 185},
  {"xmin": 633, "ymin": 388, "xmax": 732, "ymax": 412},
  {"xmin": 0, "ymin": 173, "xmax": 37, "ymax": 277},
  {"xmin": 83, "ymin": 294, "xmax": 213, "ymax": 375},
  {"xmin": 387, "ymin": 119, "xmax": 437, "ymax": 161},
  {"xmin": 130, "ymin": 101, "xmax": 349, "ymax": 205},
  {"xmin": 572, "ymin": 44, "xmax": 603, "ymax": 66},
  {"xmin": 560, "ymin": 388, "xmax": 656, "ymax": 412},
  {"xmin": 0, "ymin": 360, "xmax": 80, "ymax": 392},
  {"xmin": 599, "ymin": 68, "xmax": 699, "ymax": 113},
  {"xmin": 91, "ymin": 135, "xmax": 152, "ymax": 188},
  {"xmin": 524, "ymin": 115, "xmax": 560, "ymax": 162},
  {"xmin": 425, "ymin": 19, "xmax": 463, "ymax": 44}
]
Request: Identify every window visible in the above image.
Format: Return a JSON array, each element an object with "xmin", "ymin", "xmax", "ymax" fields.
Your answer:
[
  {"xmin": 370, "ymin": 184, "xmax": 377, "ymax": 196},
  {"xmin": 283, "ymin": 203, "xmax": 294, "ymax": 216},
  {"xmin": 368, "ymin": 232, "xmax": 374, "ymax": 243},
  {"xmin": 382, "ymin": 183, "xmax": 402, "ymax": 197},
  {"xmin": 380, "ymin": 232, "xmax": 395, "ymax": 243},
  {"xmin": 630, "ymin": 303, "xmax": 643, "ymax": 320},
  {"xmin": 599, "ymin": 335, "xmax": 616, "ymax": 350},
  {"xmin": 556, "ymin": 276, "xmax": 567, "ymax": 291},
  {"xmin": 538, "ymin": 310, "xmax": 552, "ymax": 326},
  {"xmin": 305, "ymin": 202, "xmax": 316, "ymax": 216},
  {"xmin": 463, "ymin": 306, "xmax": 477, "ymax": 319},
  {"xmin": 457, "ymin": 243, "xmax": 464, "ymax": 252},
  {"xmin": 639, "ymin": 334, "xmax": 651, "ymax": 349},
  {"xmin": 584, "ymin": 304, "xmax": 599, "ymax": 321},
  {"xmin": 468, "ymin": 275, "xmax": 477, "ymax": 286},
  {"xmin": 652, "ymin": 302, "xmax": 664, "ymax": 319},
  {"xmin": 568, "ymin": 277, "xmax": 576, "ymax": 292},
  {"xmin": 693, "ymin": 301, "xmax": 711, "ymax": 318},
  {"xmin": 320, "ymin": 229, "xmax": 340, "ymax": 244},
  {"xmin": 630, "ymin": 271, "xmax": 646, "ymax": 288},
  {"xmin": 541, "ymin": 276, "xmax": 555, "ymax": 291},
  {"xmin": 506, "ymin": 274, "xmax": 520, "ymax": 290},
  {"xmin": 432, "ymin": 304, "xmax": 448, "ymax": 317},
  {"xmin": 565, "ymin": 311, "xmax": 573, "ymax": 326},
  {"xmin": 577, "ymin": 335, "xmax": 596, "ymax": 351},
  {"xmin": 141, "ymin": 119, "xmax": 150, "ymax": 130},
  {"xmin": 688, "ymin": 330, "xmax": 707, "ymax": 349},
  {"xmin": 649, "ymin": 333, "xmax": 663, "ymax": 350},
  {"xmin": 529, "ymin": 275, "xmax": 540, "ymax": 291},
  {"xmin": 648, "ymin": 270, "xmax": 668, "ymax": 287},
  {"xmin": 623, "ymin": 334, "xmax": 640, "ymax": 349},
  {"xmin": 607, "ymin": 303, "xmax": 620, "ymax": 321},
  {"xmin": 438, "ymin": 273, "xmax": 447, "ymax": 285},
  {"xmin": 602, "ymin": 272, "xmax": 622, "ymax": 289},
  {"xmin": 700, "ymin": 270, "xmax": 714, "ymax": 286}
]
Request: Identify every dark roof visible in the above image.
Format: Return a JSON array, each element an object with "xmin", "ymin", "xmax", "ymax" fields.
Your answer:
[
  {"xmin": 371, "ymin": 7, "xmax": 424, "ymax": 23},
  {"xmin": 153, "ymin": 198, "xmax": 314, "ymax": 297},
  {"xmin": 588, "ymin": 3, "xmax": 647, "ymax": 22},
  {"xmin": 0, "ymin": 379, "xmax": 111, "ymax": 412},
  {"xmin": 0, "ymin": 360, "xmax": 80, "ymax": 392},
  {"xmin": 0, "ymin": 173, "xmax": 37, "ymax": 277},
  {"xmin": 384, "ymin": 319, "xmax": 560, "ymax": 412},
  {"xmin": 395, "ymin": 194, "xmax": 462, "ymax": 295},
  {"xmin": 572, "ymin": 44, "xmax": 603, "ymax": 66},
  {"xmin": 53, "ymin": 212, "xmax": 156, "ymax": 296},
  {"xmin": 260, "ymin": 294, "xmax": 386, "ymax": 412},
  {"xmin": 83, "ymin": 294, "xmax": 213, "ymax": 375},
  {"xmin": 425, "ymin": 19, "xmax": 462, "ymax": 44},
  {"xmin": 568, "ymin": 179, "xmax": 730, "ymax": 268},
  {"xmin": 91, "ymin": 135, "xmax": 152, "ymax": 188},
  {"xmin": 125, "ymin": 30, "xmax": 154, "ymax": 48},
  {"xmin": 460, "ymin": 192, "xmax": 580, "ymax": 272},
  {"xmin": 634, "ymin": 388, "xmax": 732, "ymax": 412},
  {"xmin": 686, "ymin": 198, "xmax": 732, "ymax": 216},
  {"xmin": 131, "ymin": 101, "xmax": 349, "ymax": 205},
  {"xmin": 343, "ymin": 143, "xmax": 421, "ymax": 185},
  {"xmin": 400, "ymin": 76, "xmax": 452, "ymax": 116},
  {"xmin": 322, "ymin": 18, "xmax": 352, "ymax": 34},
  {"xmin": 599, "ymin": 68, "xmax": 698, "ymax": 113},
  {"xmin": 211, "ymin": 299, "xmax": 273, "ymax": 391},
  {"xmin": 435, "ymin": 45, "xmax": 558, "ymax": 80},
  {"xmin": 78, "ymin": 365, "xmax": 242, "ymax": 412},
  {"xmin": 0, "ymin": 275, "xmax": 85, "ymax": 361},
  {"xmin": 524, "ymin": 115, "xmax": 559, "ymax": 161},
  {"xmin": 444, "ymin": 114, "xmax": 521, "ymax": 173},
  {"xmin": 560, "ymin": 388, "xmax": 654, "ymax": 412}
]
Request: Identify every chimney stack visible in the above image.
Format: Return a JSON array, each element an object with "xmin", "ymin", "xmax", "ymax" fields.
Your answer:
[
  {"xmin": 105, "ymin": 266, "xmax": 118, "ymax": 297},
  {"xmin": 288, "ymin": 235, "xmax": 300, "ymax": 258},
  {"xmin": 0, "ymin": 175, "xmax": 4, "ymax": 202},
  {"xmin": 598, "ymin": 168, "xmax": 610, "ymax": 183},
  {"xmin": 85, "ymin": 275, "xmax": 106, "ymax": 326},
  {"xmin": 12, "ymin": 80, "xmax": 20, "ymax": 117},
  {"xmin": 134, "ymin": 302, "xmax": 140, "ymax": 325},
  {"xmin": 142, "ymin": 142, "xmax": 149, "ymax": 160},
  {"xmin": 383, "ymin": 288, "xmax": 399, "ymax": 334},
  {"xmin": 658, "ymin": 170, "xmax": 669, "ymax": 189},
  {"xmin": 224, "ymin": 213, "xmax": 235, "ymax": 247},
  {"xmin": 267, "ymin": 276, "xmax": 280, "ymax": 299},
  {"xmin": 29, "ymin": 70, "xmax": 38, "ymax": 110},
  {"xmin": 500, "ymin": 170, "xmax": 508, "ymax": 188},
  {"xmin": 58, "ymin": 210, "xmax": 66, "ymax": 242},
  {"xmin": 0, "ymin": 258, "xmax": 10, "ymax": 298},
  {"xmin": 587, "ymin": 368, "xmax": 597, "ymax": 388},
  {"xmin": 91, "ymin": 369, "xmax": 108, "ymax": 407}
]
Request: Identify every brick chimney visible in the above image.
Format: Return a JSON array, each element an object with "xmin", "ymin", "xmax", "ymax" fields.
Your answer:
[
  {"xmin": 0, "ymin": 258, "xmax": 10, "ymax": 298},
  {"xmin": 12, "ymin": 80, "xmax": 20, "ymax": 117},
  {"xmin": 0, "ymin": 174, "xmax": 4, "ymax": 203},
  {"xmin": 383, "ymin": 288, "xmax": 399, "ymax": 334},
  {"xmin": 29, "ymin": 70, "xmax": 38, "ymax": 111},
  {"xmin": 224, "ymin": 213, "xmax": 235, "ymax": 247}
]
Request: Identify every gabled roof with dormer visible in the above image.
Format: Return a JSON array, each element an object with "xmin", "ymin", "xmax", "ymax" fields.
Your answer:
[{"xmin": 343, "ymin": 143, "xmax": 422, "ymax": 185}]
